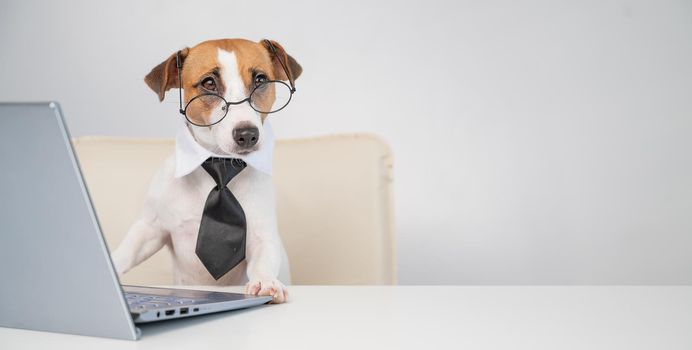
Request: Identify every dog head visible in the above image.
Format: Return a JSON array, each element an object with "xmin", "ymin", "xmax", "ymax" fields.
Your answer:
[{"xmin": 145, "ymin": 39, "xmax": 302, "ymax": 155}]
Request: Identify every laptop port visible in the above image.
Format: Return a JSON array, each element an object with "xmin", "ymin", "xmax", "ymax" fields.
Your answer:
[
  {"xmin": 193, "ymin": 307, "xmax": 199, "ymax": 312},
  {"xmin": 180, "ymin": 307, "xmax": 189, "ymax": 315},
  {"xmin": 165, "ymin": 309, "xmax": 175, "ymax": 316}
]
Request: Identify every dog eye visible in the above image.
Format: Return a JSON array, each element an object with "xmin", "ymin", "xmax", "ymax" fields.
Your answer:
[
  {"xmin": 201, "ymin": 77, "xmax": 216, "ymax": 91},
  {"xmin": 254, "ymin": 74, "xmax": 268, "ymax": 86}
]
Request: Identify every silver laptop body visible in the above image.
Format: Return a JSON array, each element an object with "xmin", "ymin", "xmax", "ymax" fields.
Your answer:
[{"xmin": 0, "ymin": 102, "xmax": 272, "ymax": 340}]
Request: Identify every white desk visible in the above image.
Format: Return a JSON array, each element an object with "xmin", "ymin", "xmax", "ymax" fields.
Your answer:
[{"xmin": 1, "ymin": 286, "xmax": 691, "ymax": 349}]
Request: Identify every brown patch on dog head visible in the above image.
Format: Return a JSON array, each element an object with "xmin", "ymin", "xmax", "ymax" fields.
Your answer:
[{"xmin": 144, "ymin": 48, "xmax": 189, "ymax": 101}]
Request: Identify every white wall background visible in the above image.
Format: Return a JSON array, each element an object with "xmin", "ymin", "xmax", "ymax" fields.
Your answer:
[{"xmin": 2, "ymin": 0, "xmax": 691, "ymax": 284}]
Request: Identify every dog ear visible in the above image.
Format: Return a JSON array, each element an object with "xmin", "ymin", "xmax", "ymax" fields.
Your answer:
[
  {"xmin": 144, "ymin": 48, "xmax": 190, "ymax": 102},
  {"xmin": 260, "ymin": 40, "xmax": 302, "ymax": 82}
]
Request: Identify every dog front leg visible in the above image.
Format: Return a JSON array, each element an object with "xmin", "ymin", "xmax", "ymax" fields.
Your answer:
[
  {"xmin": 244, "ymin": 237, "xmax": 288, "ymax": 303},
  {"xmin": 110, "ymin": 219, "xmax": 168, "ymax": 279}
]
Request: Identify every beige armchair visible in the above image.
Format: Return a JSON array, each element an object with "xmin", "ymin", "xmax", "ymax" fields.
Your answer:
[{"xmin": 72, "ymin": 134, "xmax": 396, "ymax": 285}]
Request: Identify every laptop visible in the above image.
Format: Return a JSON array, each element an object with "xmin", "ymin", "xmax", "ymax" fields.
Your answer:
[{"xmin": 0, "ymin": 102, "xmax": 272, "ymax": 340}]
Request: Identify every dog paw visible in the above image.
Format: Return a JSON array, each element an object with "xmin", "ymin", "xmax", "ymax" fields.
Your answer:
[{"xmin": 245, "ymin": 278, "xmax": 289, "ymax": 304}]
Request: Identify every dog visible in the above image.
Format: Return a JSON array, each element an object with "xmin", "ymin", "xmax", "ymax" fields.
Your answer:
[{"xmin": 111, "ymin": 38, "xmax": 302, "ymax": 304}]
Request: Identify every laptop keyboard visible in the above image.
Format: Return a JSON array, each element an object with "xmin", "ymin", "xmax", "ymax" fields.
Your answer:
[{"xmin": 125, "ymin": 292, "xmax": 198, "ymax": 311}]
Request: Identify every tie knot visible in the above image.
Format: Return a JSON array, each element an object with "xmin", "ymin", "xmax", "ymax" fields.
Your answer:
[{"xmin": 201, "ymin": 157, "xmax": 247, "ymax": 188}]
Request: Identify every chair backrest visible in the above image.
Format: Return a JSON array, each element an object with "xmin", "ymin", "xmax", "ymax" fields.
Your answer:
[{"xmin": 72, "ymin": 134, "xmax": 396, "ymax": 285}]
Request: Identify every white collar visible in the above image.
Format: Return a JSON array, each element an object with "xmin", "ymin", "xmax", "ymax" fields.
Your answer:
[{"xmin": 174, "ymin": 119, "xmax": 274, "ymax": 178}]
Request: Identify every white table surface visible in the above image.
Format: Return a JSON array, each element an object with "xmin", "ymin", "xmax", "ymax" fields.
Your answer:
[{"xmin": 1, "ymin": 286, "xmax": 691, "ymax": 349}]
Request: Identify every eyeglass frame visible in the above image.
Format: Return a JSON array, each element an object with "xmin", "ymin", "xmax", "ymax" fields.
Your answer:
[{"xmin": 175, "ymin": 39, "xmax": 297, "ymax": 127}]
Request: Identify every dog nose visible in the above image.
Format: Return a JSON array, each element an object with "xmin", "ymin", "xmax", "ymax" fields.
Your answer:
[{"xmin": 232, "ymin": 126, "xmax": 259, "ymax": 148}]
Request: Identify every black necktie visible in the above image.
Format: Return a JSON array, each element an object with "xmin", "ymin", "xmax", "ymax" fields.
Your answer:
[{"xmin": 196, "ymin": 157, "xmax": 247, "ymax": 280}]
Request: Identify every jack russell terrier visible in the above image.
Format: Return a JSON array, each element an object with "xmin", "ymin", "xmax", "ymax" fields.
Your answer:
[{"xmin": 111, "ymin": 38, "xmax": 302, "ymax": 304}]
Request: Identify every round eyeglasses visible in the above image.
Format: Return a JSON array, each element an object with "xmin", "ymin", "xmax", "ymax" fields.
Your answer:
[
  {"xmin": 175, "ymin": 40, "xmax": 296, "ymax": 127},
  {"xmin": 181, "ymin": 80, "xmax": 293, "ymax": 127}
]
